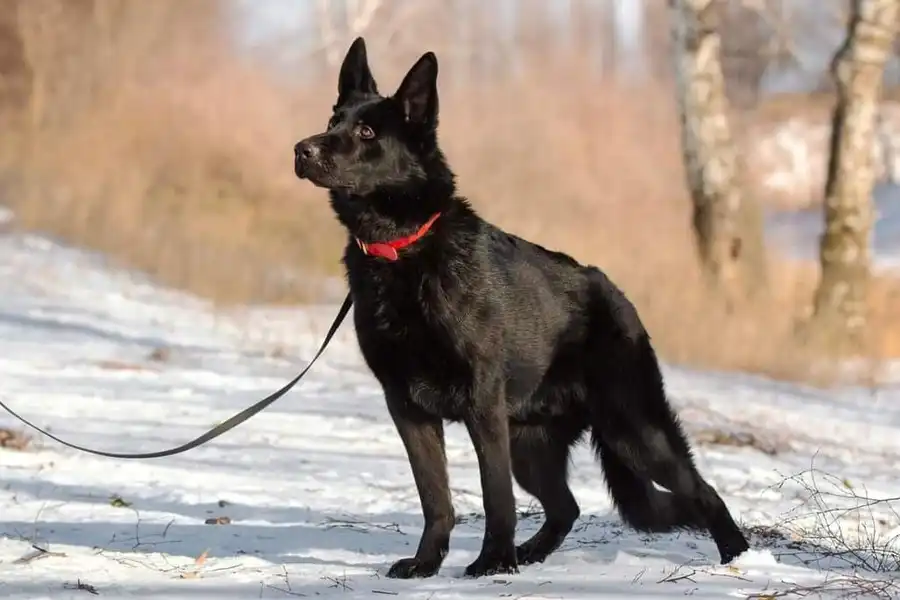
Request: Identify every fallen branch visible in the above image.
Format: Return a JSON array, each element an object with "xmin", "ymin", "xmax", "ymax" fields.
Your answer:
[{"xmin": 62, "ymin": 580, "xmax": 99, "ymax": 595}]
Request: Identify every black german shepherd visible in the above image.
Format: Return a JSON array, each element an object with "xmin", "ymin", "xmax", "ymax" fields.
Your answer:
[{"xmin": 293, "ymin": 38, "xmax": 750, "ymax": 579}]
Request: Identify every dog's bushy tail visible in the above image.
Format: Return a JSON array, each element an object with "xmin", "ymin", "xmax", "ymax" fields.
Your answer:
[
  {"xmin": 593, "ymin": 436, "xmax": 705, "ymax": 532},
  {"xmin": 586, "ymin": 311, "xmax": 707, "ymax": 532}
]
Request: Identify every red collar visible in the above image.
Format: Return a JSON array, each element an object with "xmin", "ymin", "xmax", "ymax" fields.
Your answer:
[{"xmin": 355, "ymin": 212, "xmax": 441, "ymax": 261}]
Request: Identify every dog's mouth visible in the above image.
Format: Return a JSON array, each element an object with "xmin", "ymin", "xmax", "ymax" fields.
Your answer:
[
  {"xmin": 294, "ymin": 160, "xmax": 333, "ymax": 189},
  {"xmin": 293, "ymin": 160, "xmax": 312, "ymax": 181}
]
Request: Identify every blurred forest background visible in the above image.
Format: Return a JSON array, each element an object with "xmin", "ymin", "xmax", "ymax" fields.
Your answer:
[{"xmin": 2, "ymin": 0, "xmax": 900, "ymax": 383}]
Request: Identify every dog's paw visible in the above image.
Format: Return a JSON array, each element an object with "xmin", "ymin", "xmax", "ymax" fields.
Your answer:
[
  {"xmin": 717, "ymin": 535, "xmax": 751, "ymax": 565},
  {"xmin": 516, "ymin": 541, "xmax": 550, "ymax": 566},
  {"xmin": 515, "ymin": 528, "xmax": 568, "ymax": 566},
  {"xmin": 386, "ymin": 557, "xmax": 441, "ymax": 579},
  {"xmin": 464, "ymin": 549, "xmax": 519, "ymax": 578}
]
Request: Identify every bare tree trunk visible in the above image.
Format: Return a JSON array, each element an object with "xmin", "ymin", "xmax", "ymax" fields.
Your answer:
[
  {"xmin": 812, "ymin": 0, "xmax": 900, "ymax": 346},
  {"xmin": 670, "ymin": 0, "xmax": 767, "ymax": 301}
]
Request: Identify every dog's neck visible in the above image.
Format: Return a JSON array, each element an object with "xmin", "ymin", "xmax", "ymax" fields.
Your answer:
[{"xmin": 329, "ymin": 174, "xmax": 457, "ymax": 244}]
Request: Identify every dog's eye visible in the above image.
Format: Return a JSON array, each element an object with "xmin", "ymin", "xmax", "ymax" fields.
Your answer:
[
  {"xmin": 358, "ymin": 125, "xmax": 375, "ymax": 140},
  {"xmin": 327, "ymin": 116, "xmax": 340, "ymax": 130}
]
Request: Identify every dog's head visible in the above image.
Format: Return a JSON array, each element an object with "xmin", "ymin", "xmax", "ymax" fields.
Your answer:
[{"xmin": 294, "ymin": 38, "xmax": 440, "ymax": 195}]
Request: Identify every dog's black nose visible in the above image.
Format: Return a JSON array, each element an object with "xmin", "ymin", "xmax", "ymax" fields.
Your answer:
[{"xmin": 294, "ymin": 141, "xmax": 320, "ymax": 162}]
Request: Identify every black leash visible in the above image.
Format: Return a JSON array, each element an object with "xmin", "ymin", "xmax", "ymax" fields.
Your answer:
[{"xmin": 0, "ymin": 293, "xmax": 353, "ymax": 459}]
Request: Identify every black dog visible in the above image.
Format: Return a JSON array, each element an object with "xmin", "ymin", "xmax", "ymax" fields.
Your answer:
[{"xmin": 294, "ymin": 38, "xmax": 750, "ymax": 579}]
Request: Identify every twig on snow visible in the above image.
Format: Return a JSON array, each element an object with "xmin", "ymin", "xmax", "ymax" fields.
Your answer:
[{"xmin": 62, "ymin": 579, "xmax": 99, "ymax": 595}]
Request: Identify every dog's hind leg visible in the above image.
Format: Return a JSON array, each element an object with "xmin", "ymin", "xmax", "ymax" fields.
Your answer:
[
  {"xmin": 584, "ymin": 313, "xmax": 749, "ymax": 564},
  {"xmin": 596, "ymin": 413, "xmax": 749, "ymax": 564},
  {"xmin": 509, "ymin": 423, "xmax": 581, "ymax": 566}
]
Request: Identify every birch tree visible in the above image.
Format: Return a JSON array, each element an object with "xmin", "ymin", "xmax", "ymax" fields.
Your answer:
[
  {"xmin": 670, "ymin": 0, "xmax": 767, "ymax": 301},
  {"xmin": 811, "ymin": 0, "xmax": 900, "ymax": 345}
]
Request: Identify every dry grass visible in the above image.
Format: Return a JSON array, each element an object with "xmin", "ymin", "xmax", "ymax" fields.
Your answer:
[
  {"xmin": 7, "ymin": 69, "xmax": 345, "ymax": 302},
  {"xmin": 2, "ymin": 1, "xmax": 900, "ymax": 385}
]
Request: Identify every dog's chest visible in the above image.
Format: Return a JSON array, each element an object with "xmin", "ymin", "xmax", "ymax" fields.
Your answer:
[
  {"xmin": 356, "ymin": 315, "xmax": 472, "ymax": 419},
  {"xmin": 352, "ymin": 286, "xmax": 461, "ymax": 365},
  {"xmin": 350, "ymin": 277, "xmax": 475, "ymax": 418},
  {"xmin": 348, "ymin": 261, "xmax": 462, "ymax": 336},
  {"xmin": 353, "ymin": 278, "xmax": 440, "ymax": 335}
]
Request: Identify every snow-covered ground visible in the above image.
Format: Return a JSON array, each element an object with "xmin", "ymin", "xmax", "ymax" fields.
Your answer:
[{"xmin": 1, "ymin": 230, "xmax": 899, "ymax": 599}]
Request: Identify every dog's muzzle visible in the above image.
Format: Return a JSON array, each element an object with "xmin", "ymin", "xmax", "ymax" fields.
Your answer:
[{"xmin": 293, "ymin": 140, "xmax": 321, "ymax": 179}]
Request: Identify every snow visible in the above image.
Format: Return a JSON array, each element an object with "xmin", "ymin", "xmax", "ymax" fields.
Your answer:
[{"xmin": 1, "ymin": 230, "xmax": 899, "ymax": 599}]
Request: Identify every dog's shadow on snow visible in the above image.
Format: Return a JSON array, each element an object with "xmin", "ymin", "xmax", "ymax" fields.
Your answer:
[{"xmin": 0, "ymin": 478, "xmax": 885, "ymax": 580}]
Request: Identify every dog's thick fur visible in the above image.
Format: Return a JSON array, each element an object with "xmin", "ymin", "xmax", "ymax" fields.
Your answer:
[{"xmin": 293, "ymin": 38, "xmax": 750, "ymax": 579}]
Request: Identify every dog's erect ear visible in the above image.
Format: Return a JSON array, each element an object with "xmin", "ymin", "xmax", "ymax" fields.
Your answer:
[
  {"xmin": 337, "ymin": 37, "xmax": 378, "ymax": 104},
  {"xmin": 393, "ymin": 52, "xmax": 438, "ymax": 127}
]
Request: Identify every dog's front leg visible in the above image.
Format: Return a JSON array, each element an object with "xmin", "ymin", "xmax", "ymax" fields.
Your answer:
[
  {"xmin": 384, "ymin": 391, "xmax": 455, "ymax": 579},
  {"xmin": 463, "ymin": 379, "xmax": 519, "ymax": 577}
]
